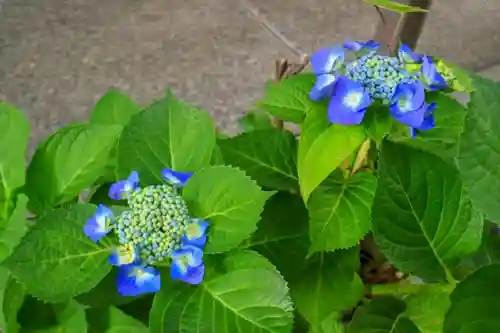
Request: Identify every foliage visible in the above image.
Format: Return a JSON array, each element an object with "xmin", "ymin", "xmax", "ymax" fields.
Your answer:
[{"xmin": 0, "ymin": 37, "xmax": 498, "ymax": 333}]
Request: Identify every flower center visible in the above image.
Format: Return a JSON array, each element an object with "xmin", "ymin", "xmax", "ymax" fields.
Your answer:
[{"xmin": 344, "ymin": 92, "xmax": 363, "ymax": 109}]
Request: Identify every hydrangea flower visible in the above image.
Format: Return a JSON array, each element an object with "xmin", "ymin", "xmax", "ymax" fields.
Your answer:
[
  {"xmin": 83, "ymin": 168, "xmax": 210, "ymax": 296},
  {"xmin": 309, "ymin": 42, "xmax": 450, "ymax": 137}
]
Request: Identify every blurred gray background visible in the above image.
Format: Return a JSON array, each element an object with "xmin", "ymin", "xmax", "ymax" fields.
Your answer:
[{"xmin": 1, "ymin": 0, "xmax": 499, "ymax": 150}]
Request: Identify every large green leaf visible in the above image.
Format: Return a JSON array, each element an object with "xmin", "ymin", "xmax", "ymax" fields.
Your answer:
[
  {"xmin": 0, "ymin": 102, "xmax": 30, "ymax": 221},
  {"xmin": 308, "ymin": 173, "xmax": 377, "ymax": 253},
  {"xmin": 149, "ymin": 251, "xmax": 294, "ymax": 333},
  {"xmin": 90, "ymin": 90, "xmax": 141, "ymax": 127},
  {"xmin": 4, "ymin": 204, "xmax": 115, "ymax": 302},
  {"xmin": 443, "ymin": 264, "xmax": 500, "ymax": 333},
  {"xmin": 218, "ymin": 129, "xmax": 298, "ymax": 191},
  {"xmin": 0, "ymin": 267, "xmax": 25, "ymax": 333},
  {"xmin": 0, "ymin": 194, "xmax": 28, "ymax": 262},
  {"xmin": 116, "ymin": 90, "xmax": 216, "ymax": 185},
  {"xmin": 25, "ymin": 124, "xmax": 122, "ymax": 214},
  {"xmin": 257, "ymin": 73, "xmax": 322, "ymax": 123},
  {"xmin": 298, "ymin": 107, "xmax": 366, "ymax": 202},
  {"xmin": 182, "ymin": 166, "xmax": 271, "ymax": 253},
  {"xmin": 404, "ymin": 290, "xmax": 451, "ymax": 333},
  {"xmin": 363, "ymin": 0, "xmax": 428, "ymax": 12},
  {"xmin": 391, "ymin": 93, "xmax": 465, "ymax": 161},
  {"xmin": 291, "ymin": 248, "xmax": 364, "ymax": 329},
  {"xmin": 348, "ymin": 296, "xmax": 421, "ymax": 333},
  {"xmin": 242, "ymin": 191, "xmax": 309, "ymax": 279},
  {"xmin": 372, "ymin": 141, "xmax": 483, "ymax": 282},
  {"xmin": 86, "ymin": 306, "xmax": 149, "ymax": 333},
  {"xmin": 456, "ymin": 75, "xmax": 500, "ymax": 222}
]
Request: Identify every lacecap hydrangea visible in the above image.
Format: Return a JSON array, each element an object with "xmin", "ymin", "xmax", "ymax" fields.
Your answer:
[
  {"xmin": 309, "ymin": 40, "xmax": 452, "ymax": 137},
  {"xmin": 83, "ymin": 168, "xmax": 209, "ymax": 296}
]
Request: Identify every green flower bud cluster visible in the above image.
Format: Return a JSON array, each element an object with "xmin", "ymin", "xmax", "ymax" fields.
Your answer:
[{"xmin": 109, "ymin": 184, "xmax": 191, "ymax": 265}]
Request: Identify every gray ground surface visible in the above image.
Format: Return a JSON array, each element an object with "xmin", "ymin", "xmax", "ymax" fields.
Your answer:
[{"xmin": 1, "ymin": 0, "xmax": 500, "ymax": 150}]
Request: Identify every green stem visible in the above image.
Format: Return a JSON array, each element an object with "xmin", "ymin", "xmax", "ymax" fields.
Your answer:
[{"xmin": 371, "ymin": 282, "xmax": 455, "ymax": 296}]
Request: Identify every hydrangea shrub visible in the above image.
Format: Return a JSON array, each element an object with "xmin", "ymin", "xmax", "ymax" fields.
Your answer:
[{"xmin": 0, "ymin": 40, "xmax": 499, "ymax": 333}]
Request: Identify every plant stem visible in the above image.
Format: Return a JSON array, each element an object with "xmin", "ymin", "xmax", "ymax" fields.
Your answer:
[{"xmin": 371, "ymin": 282, "xmax": 455, "ymax": 296}]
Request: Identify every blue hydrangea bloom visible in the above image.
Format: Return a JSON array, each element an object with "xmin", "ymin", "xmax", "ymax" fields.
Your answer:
[
  {"xmin": 421, "ymin": 56, "xmax": 448, "ymax": 91},
  {"xmin": 398, "ymin": 44, "xmax": 423, "ymax": 64},
  {"xmin": 409, "ymin": 102, "xmax": 436, "ymax": 138},
  {"xmin": 83, "ymin": 170, "xmax": 210, "ymax": 296},
  {"xmin": 309, "ymin": 45, "xmax": 344, "ymax": 101},
  {"xmin": 389, "ymin": 82, "xmax": 428, "ymax": 128},
  {"xmin": 343, "ymin": 40, "xmax": 380, "ymax": 53},
  {"xmin": 327, "ymin": 76, "xmax": 372, "ymax": 125}
]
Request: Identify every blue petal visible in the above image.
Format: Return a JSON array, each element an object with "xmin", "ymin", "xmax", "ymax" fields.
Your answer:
[
  {"xmin": 310, "ymin": 45, "xmax": 344, "ymax": 75},
  {"xmin": 182, "ymin": 234, "xmax": 207, "ymax": 247},
  {"xmin": 161, "ymin": 168, "xmax": 193, "ymax": 187},
  {"xmin": 170, "ymin": 261, "xmax": 205, "ymax": 285},
  {"xmin": 391, "ymin": 103, "xmax": 426, "ymax": 128},
  {"xmin": 419, "ymin": 102, "xmax": 437, "ymax": 131},
  {"xmin": 116, "ymin": 264, "xmax": 161, "ymax": 296},
  {"xmin": 109, "ymin": 244, "xmax": 138, "ymax": 266},
  {"xmin": 409, "ymin": 127, "xmax": 418, "ymax": 138},
  {"xmin": 327, "ymin": 76, "xmax": 371, "ymax": 125},
  {"xmin": 83, "ymin": 204, "xmax": 113, "ymax": 242},
  {"xmin": 309, "ymin": 74, "xmax": 337, "ymax": 101},
  {"xmin": 421, "ymin": 56, "xmax": 448, "ymax": 91},
  {"xmin": 108, "ymin": 171, "xmax": 140, "ymax": 200},
  {"xmin": 344, "ymin": 40, "xmax": 380, "ymax": 52},
  {"xmin": 171, "ymin": 245, "xmax": 204, "ymax": 267},
  {"xmin": 398, "ymin": 44, "xmax": 423, "ymax": 64}
]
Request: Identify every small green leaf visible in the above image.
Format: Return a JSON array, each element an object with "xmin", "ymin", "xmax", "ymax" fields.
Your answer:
[
  {"xmin": 391, "ymin": 93, "xmax": 465, "ymax": 161},
  {"xmin": 4, "ymin": 204, "xmax": 115, "ymax": 302},
  {"xmin": 0, "ymin": 194, "xmax": 28, "ymax": 262},
  {"xmin": 291, "ymin": 248, "xmax": 364, "ymax": 329},
  {"xmin": 149, "ymin": 250, "xmax": 294, "ymax": 333},
  {"xmin": 182, "ymin": 166, "xmax": 270, "ymax": 253},
  {"xmin": 116, "ymin": 90, "xmax": 216, "ymax": 185},
  {"xmin": 404, "ymin": 289, "xmax": 451, "ymax": 333},
  {"xmin": 243, "ymin": 191, "xmax": 309, "ymax": 279},
  {"xmin": 26, "ymin": 124, "xmax": 122, "ymax": 214},
  {"xmin": 348, "ymin": 296, "xmax": 421, "ymax": 333},
  {"xmin": 363, "ymin": 0, "xmax": 428, "ymax": 13},
  {"xmin": 89, "ymin": 90, "xmax": 141, "ymax": 127},
  {"xmin": 51, "ymin": 300, "xmax": 88, "ymax": 333},
  {"xmin": 363, "ymin": 104, "xmax": 393, "ymax": 145},
  {"xmin": 0, "ymin": 267, "xmax": 25, "ymax": 333},
  {"xmin": 308, "ymin": 173, "xmax": 377, "ymax": 253},
  {"xmin": 298, "ymin": 107, "xmax": 366, "ymax": 202},
  {"xmin": 443, "ymin": 264, "xmax": 500, "ymax": 333},
  {"xmin": 0, "ymin": 102, "xmax": 30, "ymax": 221},
  {"xmin": 87, "ymin": 306, "xmax": 149, "ymax": 333},
  {"xmin": 457, "ymin": 75, "xmax": 500, "ymax": 222},
  {"xmin": 218, "ymin": 129, "xmax": 299, "ymax": 191},
  {"xmin": 257, "ymin": 73, "xmax": 323, "ymax": 123},
  {"xmin": 372, "ymin": 142, "xmax": 484, "ymax": 282},
  {"xmin": 238, "ymin": 109, "xmax": 273, "ymax": 132},
  {"xmin": 436, "ymin": 60, "xmax": 475, "ymax": 93}
]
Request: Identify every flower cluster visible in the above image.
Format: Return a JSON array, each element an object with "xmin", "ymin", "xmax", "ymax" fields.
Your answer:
[
  {"xmin": 83, "ymin": 169, "xmax": 209, "ymax": 296},
  {"xmin": 309, "ymin": 40, "xmax": 450, "ymax": 137}
]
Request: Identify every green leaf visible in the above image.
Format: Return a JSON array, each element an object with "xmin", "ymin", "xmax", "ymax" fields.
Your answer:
[
  {"xmin": 372, "ymin": 141, "xmax": 484, "ymax": 282},
  {"xmin": 218, "ymin": 129, "xmax": 299, "ymax": 191},
  {"xmin": 291, "ymin": 248, "xmax": 364, "ymax": 329},
  {"xmin": 391, "ymin": 93, "xmax": 465, "ymax": 161},
  {"xmin": 182, "ymin": 165, "xmax": 270, "ymax": 253},
  {"xmin": 26, "ymin": 124, "xmax": 122, "ymax": 214},
  {"xmin": 310, "ymin": 314, "xmax": 345, "ymax": 333},
  {"xmin": 242, "ymin": 191, "xmax": 309, "ymax": 279},
  {"xmin": 443, "ymin": 264, "xmax": 500, "ymax": 333},
  {"xmin": 87, "ymin": 306, "xmax": 149, "ymax": 333},
  {"xmin": 116, "ymin": 90, "xmax": 216, "ymax": 185},
  {"xmin": 149, "ymin": 250, "xmax": 294, "ymax": 333},
  {"xmin": 257, "ymin": 73, "xmax": 323, "ymax": 123},
  {"xmin": 238, "ymin": 109, "xmax": 273, "ymax": 132},
  {"xmin": 0, "ymin": 102, "xmax": 30, "ymax": 221},
  {"xmin": 210, "ymin": 143, "xmax": 225, "ymax": 166},
  {"xmin": 4, "ymin": 204, "xmax": 115, "ymax": 302},
  {"xmin": 363, "ymin": 0, "xmax": 428, "ymax": 13},
  {"xmin": 456, "ymin": 75, "xmax": 500, "ymax": 222},
  {"xmin": 363, "ymin": 104, "xmax": 393, "ymax": 145},
  {"xmin": 89, "ymin": 90, "xmax": 141, "ymax": 127},
  {"xmin": 436, "ymin": 60, "xmax": 474, "ymax": 93},
  {"xmin": 298, "ymin": 107, "xmax": 366, "ymax": 202},
  {"xmin": 0, "ymin": 267, "xmax": 25, "ymax": 333},
  {"xmin": 404, "ymin": 290, "xmax": 451, "ymax": 333},
  {"xmin": 308, "ymin": 172, "xmax": 377, "ymax": 253},
  {"xmin": 348, "ymin": 296, "xmax": 421, "ymax": 333},
  {"xmin": 0, "ymin": 194, "xmax": 28, "ymax": 262}
]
